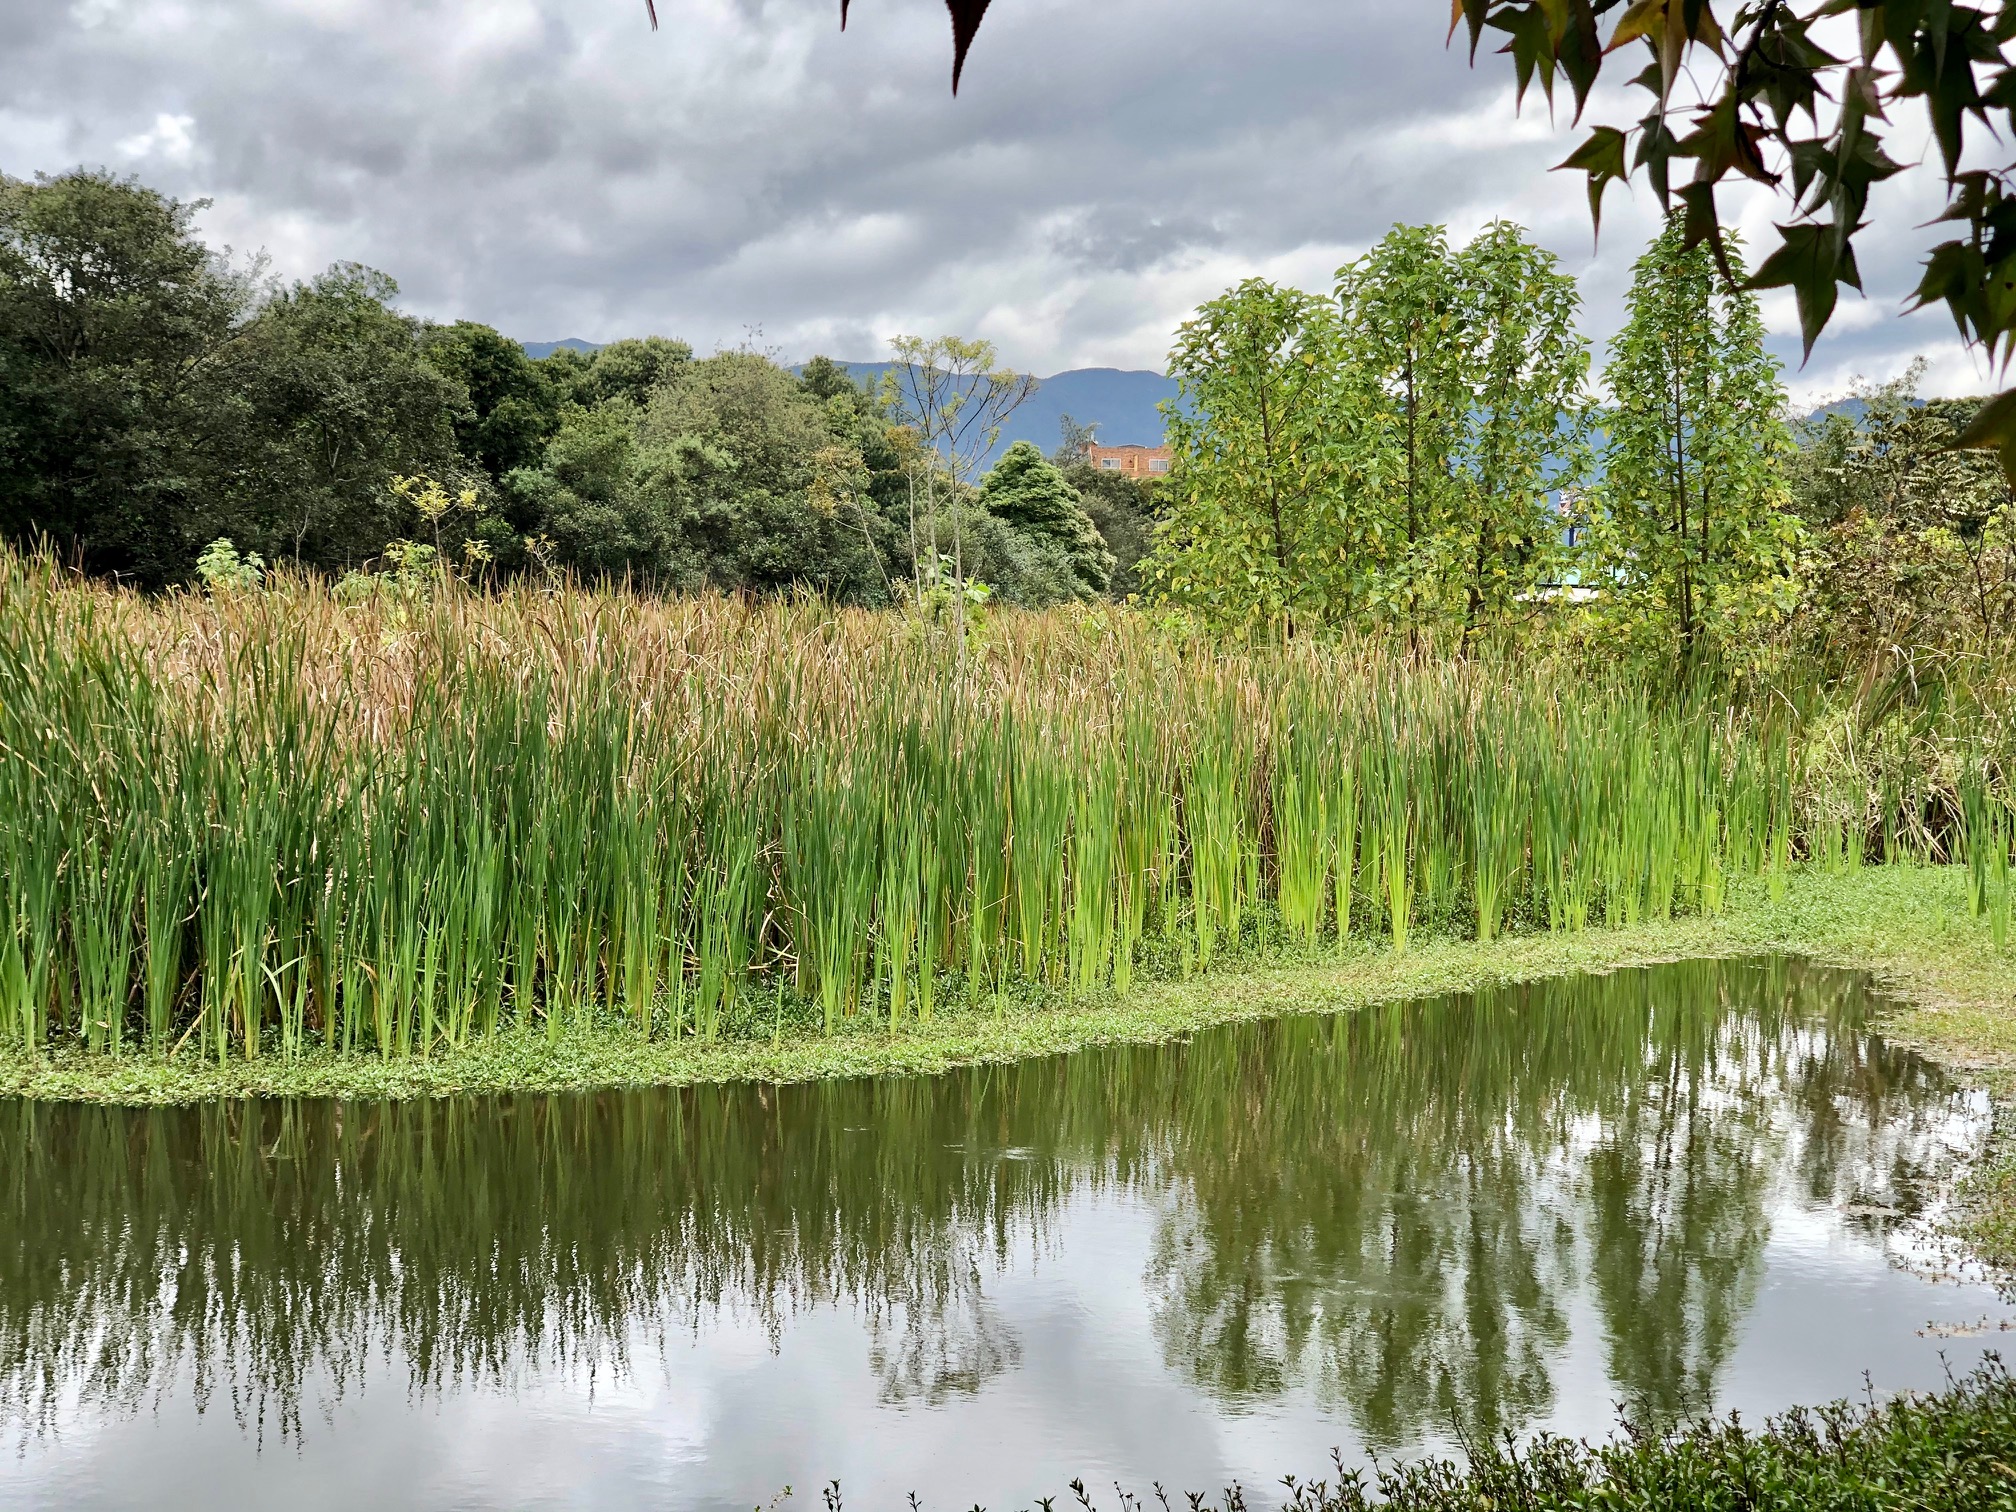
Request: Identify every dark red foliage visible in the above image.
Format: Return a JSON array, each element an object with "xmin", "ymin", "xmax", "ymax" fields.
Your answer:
[{"xmin": 652, "ymin": 1, "xmax": 993, "ymax": 91}]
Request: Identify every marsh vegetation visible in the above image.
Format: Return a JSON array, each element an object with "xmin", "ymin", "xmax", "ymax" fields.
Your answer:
[{"xmin": 2, "ymin": 550, "xmax": 2011, "ymax": 1063}]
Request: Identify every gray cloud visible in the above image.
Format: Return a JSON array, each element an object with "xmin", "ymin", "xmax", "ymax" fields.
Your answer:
[{"xmin": 0, "ymin": 0, "xmax": 1988, "ymax": 398}]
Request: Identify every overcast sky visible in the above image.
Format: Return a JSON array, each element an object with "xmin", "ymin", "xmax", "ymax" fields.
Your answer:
[{"xmin": 0, "ymin": 0, "xmax": 1997, "ymax": 401}]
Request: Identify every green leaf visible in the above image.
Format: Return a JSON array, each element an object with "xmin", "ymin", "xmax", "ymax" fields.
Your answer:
[
  {"xmin": 1556, "ymin": 126, "xmax": 1630, "ymax": 234},
  {"xmin": 1947, "ymin": 385, "xmax": 2016, "ymax": 484},
  {"xmin": 1750, "ymin": 223, "xmax": 1852, "ymax": 360},
  {"xmin": 1491, "ymin": 4, "xmax": 1562, "ymax": 110},
  {"xmin": 1452, "ymin": 0, "xmax": 1493, "ymax": 62},
  {"xmin": 1559, "ymin": 0, "xmax": 1605, "ymax": 120},
  {"xmin": 1677, "ymin": 92, "xmax": 1776, "ymax": 186},
  {"xmin": 1677, "ymin": 181, "xmax": 1721, "ymax": 256}
]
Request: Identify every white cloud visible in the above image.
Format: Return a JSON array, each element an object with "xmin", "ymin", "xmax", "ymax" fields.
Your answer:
[
  {"xmin": 115, "ymin": 111, "xmax": 196, "ymax": 165},
  {"xmin": 0, "ymin": 0, "xmax": 1987, "ymax": 393}
]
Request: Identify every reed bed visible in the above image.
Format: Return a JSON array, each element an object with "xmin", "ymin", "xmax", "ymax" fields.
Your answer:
[{"xmin": 0, "ymin": 549, "xmax": 2009, "ymax": 1060}]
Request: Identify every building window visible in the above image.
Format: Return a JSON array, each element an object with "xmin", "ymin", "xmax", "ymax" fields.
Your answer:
[
  {"xmin": 1148, "ymin": 458, "xmax": 1170, "ymax": 473},
  {"xmin": 1101, "ymin": 458, "xmax": 1121, "ymax": 469}
]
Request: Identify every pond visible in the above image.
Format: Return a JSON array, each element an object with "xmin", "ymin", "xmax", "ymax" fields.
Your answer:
[{"xmin": 1, "ymin": 958, "xmax": 2006, "ymax": 1511}]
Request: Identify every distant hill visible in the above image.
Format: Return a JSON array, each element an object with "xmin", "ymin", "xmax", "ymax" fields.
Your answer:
[
  {"xmin": 1026, "ymin": 366, "xmax": 1179, "ymax": 449},
  {"xmin": 517, "ymin": 340, "xmax": 1178, "ymax": 462},
  {"xmin": 521, "ymin": 338, "xmax": 601, "ymax": 360},
  {"xmin": 812, "ymin": 362, "xmax": 1179, "ymax": 458}
]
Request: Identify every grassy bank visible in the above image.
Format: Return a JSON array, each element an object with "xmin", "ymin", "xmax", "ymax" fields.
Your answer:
[{"xmin": 4, "ymin": 864, "xmax": 2009, "ymax": 1105}]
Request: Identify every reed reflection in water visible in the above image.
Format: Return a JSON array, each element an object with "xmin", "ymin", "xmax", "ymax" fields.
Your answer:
[{"xmin": 0, "ymin": 958, "xmax": 1994, "ymax": 1493}]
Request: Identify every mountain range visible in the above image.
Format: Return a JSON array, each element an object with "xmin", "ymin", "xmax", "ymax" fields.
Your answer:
[{"xmin": 521, "ymin": 341, "xmax": 1178, "ymax": 456}]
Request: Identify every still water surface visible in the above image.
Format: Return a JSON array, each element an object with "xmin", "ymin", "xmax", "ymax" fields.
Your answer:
[{"xmin": 1, "ymin": 958, "xmax": 2007, "ymax": 1510}]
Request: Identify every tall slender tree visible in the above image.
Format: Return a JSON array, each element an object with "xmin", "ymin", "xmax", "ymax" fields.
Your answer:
[
  {"xmin": 1595, "ymin": 217, "xmax": 1799, "ymax": 671},
  {"xmin": 1150, "ymin": 229, "xmax": 1593, "ymax": 639},
  {"xmin": 1449, "ymin": 221, "xmax": 1592, "ymax": 639},
  {"xmin": 882, "ymin": 335, "xmax": 1036, "ymax": 654},
  {"xmin": 1142, "ymin": 279, "xmax": 1379, "ymax": 631},
  {"xmin": 1335, "ymin": 225, "xmax": 1469, "ymax": 637}
]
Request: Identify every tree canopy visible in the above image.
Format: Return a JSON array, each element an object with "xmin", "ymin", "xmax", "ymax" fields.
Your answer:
[
  {"xmin": 1145, "ymin": 221, "xmax": 1589, "ymax": 639},
  {"xmin": 19, "ymin": 161, "xmax": 2003, "ymax": 659},
  {"xmin": 0, "ymin": 172, "xmax": 464, "ymax": 582},
  {"xmin": 1592, "ymin": 215, "xmax": 1799, "ymax": 668},
  {"xmin": 0, "ymin": 168, "xmax": 1152, "ymax": 607},
  {"xmin": 977, "ymin": 440, "xmax": 1113, "ymax": 599}
]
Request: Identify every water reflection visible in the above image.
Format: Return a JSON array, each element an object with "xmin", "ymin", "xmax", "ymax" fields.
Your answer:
[
  {"xmin": 0, "ymin": 958, "xmax": 1985, "ymax": 1463},
  {"xmin": 1136, "ymin": 960, "xmax": 1967, "ymax": 1442}
]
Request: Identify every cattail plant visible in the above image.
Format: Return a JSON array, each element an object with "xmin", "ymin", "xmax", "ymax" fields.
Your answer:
[{"xmin": 0, "ymin": 545, "xmax": 2007, "ymax": 1061}]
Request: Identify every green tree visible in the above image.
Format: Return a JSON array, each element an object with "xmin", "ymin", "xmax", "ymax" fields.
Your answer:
[
  {"xmin": 1448, "ymin": 221, "xmax": 1592, "ymax": 637},
  {"xmin": 799, "ymin": 354, "xmax": 867, "ymax": 406},
  {"xmin": 1594, "ymin": 218, "xmax": 1800, "ymax": 670},
  {"xmin": 1150, "ymin": 228, "xmax": 1590, "ymax": 637},
  {"xmin": 534, "ymin": 344, "xmax": 598, "ymax": 408},
  {"xmin": 1335, "ymin": 225, "xmax": 1468, "ymax": 633},
  {"xmin": 1060, "ymin": 460, "xmax": 1156, "ymax": 599},
  {"xmin": 0, "ymin": 171, "xmax": 468, "ymax": 582},
  {"xmin": 1790, "ymin": 366, "xmax": 2016, "ymax": 652},
  {"xmin": 908, "ymin": 486, "xmax": 1090, "ymax": 608},
  {"xmin": 213, "ymin": 265, "xmax": 468, "ymax": 568},
  {"xmin": 587, "ymin": 336, "xmax": 692, "ymax": 407},
  {"xmin": 506, "ymin": 404, "xmax": 678, "ymax": 579},
  {"xmin": 1142, "ymin": 279, "xmax": 1376, "ymax": 630},
  {"xmin": 528, "ymin": 337, "xmax": 692, "ymax": 414},
  {"xmin": 807, "ymin": 355, "xmax": 918, "ymax": 596},
  {"xmin": 0, "ymin": 169, "xmax": 253, "ymax": 582},
  {"xmin": 977, "ymin": 441, "xmax": 1113, "ymax": 600},
  {"xmin": 422, "ymin": 321, "xmax": 564, "ymax": 480},
  {"xmin": 637, "ymin": 351, "xmax": 889, "ymax": 598}
]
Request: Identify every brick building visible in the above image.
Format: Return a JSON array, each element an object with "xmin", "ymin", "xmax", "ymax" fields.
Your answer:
[{"xmin": 1085, "ymin": 442, "xmax": 1173, "ymax": 479}]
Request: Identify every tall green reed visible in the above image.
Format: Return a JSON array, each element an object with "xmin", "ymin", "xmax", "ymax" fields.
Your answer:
[{"xmin": 0, "ymin": 545, "xmax": 2007, "ymax": 1061}]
